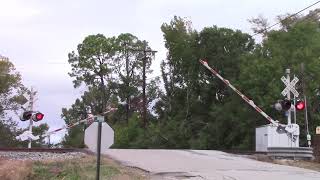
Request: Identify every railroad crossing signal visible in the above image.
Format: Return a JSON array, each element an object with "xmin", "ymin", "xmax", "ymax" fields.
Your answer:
[
  {"xmin": 20, "ymin": 111, "xmax": 33, "ymax": 121},
  {"xmin": 33, "ymin": 112, "xmax": 44, "ymax": 122},
  {"xmin": 20, "ymin": 111, "xmax": 44, "ymax": 122},
  {"xmin": 273, "ymin": 99, "xmax": 292, "ymax": 111},
  {"xmin": 281, "ymin": 99, "xmax": 292, "ymax": 111},
  {"xmin": 281, "ymin": 76, "xmax": 299, "ymax": 97}
]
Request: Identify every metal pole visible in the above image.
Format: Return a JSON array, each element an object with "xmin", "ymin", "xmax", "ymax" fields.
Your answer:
[
  {"xmin": 48, "ymin": 135, "xmax": 51, "ymax": 148},
  {"xmin": 304, "ymin": 95, "xmax": 310, "ymax": 132},
  {"xmin": 286, "ymin": 69, "xmax": 291, "ymax": 125},
  {"xmin": 304, "ymin": 92, "xmax": 311, "ymax": 147},
  {"xmin": 293, "ymin": 75, "xmax": 297, "ymax": 124},
  {"xmin": 293, "ymin": 96, "xmax": 297, "ymax": 124},
  {"xmin": 142, "ymin": 50, "xmax": 147, "ymax": 128},
  {"xmin": 96, "ymin": 121, "xmax": 102, "ymax": 180},
  {"xmin": 301, "ymin": 63, "xmax": 311, "ymax": 147},
  {"xmin": 28, "ymin": 87, "xmax": 34, "ymax": 148},
  {"xmin": 96, "ymin": 74, "xmax": 106, "ymax": 180}
]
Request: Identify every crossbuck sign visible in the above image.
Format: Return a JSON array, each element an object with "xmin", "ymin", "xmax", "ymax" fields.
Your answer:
[{"xmin": 281, "ymin": 76, "xmax": 299, "ymax": 97}]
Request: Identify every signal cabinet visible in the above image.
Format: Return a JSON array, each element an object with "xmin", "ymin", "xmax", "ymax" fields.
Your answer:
[{"xmin": 256, "ymin": 124, "xmax": 299, "ymax": 152}]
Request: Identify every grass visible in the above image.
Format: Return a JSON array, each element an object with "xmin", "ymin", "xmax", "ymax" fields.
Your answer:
[{"xmin": 26, "ymin": 155, "xmax": 146, "ymax": 180}]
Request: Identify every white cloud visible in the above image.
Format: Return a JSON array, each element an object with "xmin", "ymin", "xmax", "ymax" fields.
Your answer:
[{"xmin": 0, "ymin": 0, "xmax": 40, "ymax": 19}]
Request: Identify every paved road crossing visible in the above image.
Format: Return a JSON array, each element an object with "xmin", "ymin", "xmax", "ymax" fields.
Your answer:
[{"xmin": 104, "ymin": 149, "xmax": 320, "ymax": 180}]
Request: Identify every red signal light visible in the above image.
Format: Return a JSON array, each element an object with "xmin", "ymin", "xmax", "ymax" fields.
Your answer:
[
  {"xmin": 33, "ymin": 112, "xmax": 44, "ymax": 122},
  {"xmin": 296, "ymin": 101, "xmax": 305, "ymax": 111}
]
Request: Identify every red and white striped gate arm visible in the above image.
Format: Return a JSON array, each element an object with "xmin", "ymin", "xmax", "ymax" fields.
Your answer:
[
  {"xmin": 40, "ymin": 107, "xmax": 118, "ymax": 138},
  {"xmin": 41, "ymin": 115, "xmax": 94, "ymax": 138},
  {"xmin": 199, "ymin": 59, "xmax": 279, "ymax": 126}
]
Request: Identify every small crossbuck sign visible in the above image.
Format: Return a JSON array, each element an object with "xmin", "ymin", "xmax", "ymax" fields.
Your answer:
[{"xmin": 281, "ymin": 76, "xmax": 299, "ymax": 97}]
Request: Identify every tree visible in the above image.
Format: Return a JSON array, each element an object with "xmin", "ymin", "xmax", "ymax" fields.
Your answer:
[
  {"xmin": 68, "ymin": 34, "xmax": 117, "ymax": 113},
  {"xmin": 157, "ymin": 16, "xmax": 255, "ymax": 149},
  {"xmin": 65, "ymin": 34, "xmax": 119, "ymax": 147},
  {"xmin": 0, "ymin": 56, "xmax": 27, "ymax": 114},
  {"xmin": 0, "ymin": 56, "xmax": 27, "ymax": 147},
  {"xmin": 64, "ymin": 33, "xmax": 158, "ymax": 147},
  {"xmin": 32, "ymin": 123, "xmax": 49, "ymax": 147},
  {"xmin": 0, "ymin": 118, "xmax": 21, "ymax": 147},
  {"xmin": 114, "ymin": 34, "xmax": 157, "ymax": 126},
  {"xmin": 61, "ymin": 97, "xmax": 87, "ymax": 148},
  {"xmin": 114, "ymin": 33, "xmax": 144, "ymax": 122}
]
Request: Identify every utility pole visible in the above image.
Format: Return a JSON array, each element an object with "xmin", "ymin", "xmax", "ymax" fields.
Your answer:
[
  {"xmin": 301, "ymin": 63, "xmax": 311, "ymax": 147},
  {"xmin": 142, "ymin": 48, "xmax": 157, "ymax": 128},
  {"xmin": 127, "ymin": 44, "xmax": 157, "ymax": 128},
  {"xmin": 142, "ymin": 51, "xmax": 147, "ymax": 128},
  {"xmin": 125, "ymin": 43, "xmax": 130, "ymax": 122}
]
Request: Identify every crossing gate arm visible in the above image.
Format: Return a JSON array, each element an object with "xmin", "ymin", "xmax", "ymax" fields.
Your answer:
[
  {"xmin": 199, "ymin": 59, "xmax": 281, "ymax": 127},
  {"xmin": 40, "ymin": 108, "xmax": 118, "ymax": 139}
]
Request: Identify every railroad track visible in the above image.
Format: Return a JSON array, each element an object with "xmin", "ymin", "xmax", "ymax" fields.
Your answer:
[
  {"xmin": 0, "ymin": 148, "xmax": 90, "ymax": 154},
  {"xmin": 0, "ymin": 148, "xmax": 266, "ymax": 155},
  {"xmin": 0, "ymin": 148, "xmax": 92, "ymax": 161}
]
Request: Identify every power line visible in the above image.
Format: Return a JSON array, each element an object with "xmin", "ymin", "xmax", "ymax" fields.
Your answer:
[{"xmin": 253, "ymin": 0, "xmax": 320, "ymax": 36}]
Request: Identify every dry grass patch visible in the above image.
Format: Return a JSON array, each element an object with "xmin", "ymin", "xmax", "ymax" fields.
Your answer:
[
  {"xmin": 0, "ymin": 158, "xmax": 32, "ymax": 180},
  {"xmin": 273, "ymin": 159, "xmax": 320, "ymax": 172},
  {"xmin": 253, "ymin": 154, "xmax": 320, "ymax": 172}
]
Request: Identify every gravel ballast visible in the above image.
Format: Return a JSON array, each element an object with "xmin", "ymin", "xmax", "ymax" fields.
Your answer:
[{"xmin": 0, "ymin": 151, "xmax": 87, "ymax": 161}]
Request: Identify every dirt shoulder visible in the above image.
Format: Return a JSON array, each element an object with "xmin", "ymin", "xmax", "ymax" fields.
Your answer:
[
  {"xmin": 252, "ymin": 154, "xmax": 320, "ymax": 172},
  {"xmin": 0, "ymin": 158, "xmax": 32, "ymax": 180}
]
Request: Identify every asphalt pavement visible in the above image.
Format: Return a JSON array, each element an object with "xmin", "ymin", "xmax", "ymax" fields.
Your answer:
[{"xmin": 104, "ymin": 149, "xmax": 320, "ymax": 180}]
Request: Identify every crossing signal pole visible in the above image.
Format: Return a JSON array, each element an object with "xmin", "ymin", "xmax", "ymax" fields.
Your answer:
[
  {"xmin": 301, "ymin": 63, "xmax": 311, "ymax": 147},
  {"xmin": 19, "ymin": 87, "xmax": 44, "ymax": 148},
  {"xmin": 285, "ymin": 69, "xmax": 292, "ymax": 125},
  {"xmin": 28, "ymin": 87, "xmax": 35, "ymax": 148}
]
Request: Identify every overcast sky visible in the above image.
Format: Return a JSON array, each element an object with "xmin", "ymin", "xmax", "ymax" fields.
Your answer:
[{"xmin": 0, "ymin": 0, "xmax": 318, "ymax": 144}]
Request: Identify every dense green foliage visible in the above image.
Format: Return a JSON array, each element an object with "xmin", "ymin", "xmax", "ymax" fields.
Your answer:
[
  {"xmin": 63, "ymin": 11, "xmax": 320, "ymax": 150},
  {"xmin": 0, "ymin": 56, "xmax": 49, "ymax": 147},
  {"xmin": 62, "ymin": 33, "xmax": 158, "ymax": 147},
  {"xmin": 0, "ymin": 57, "xmax": 26, "ymax": 147}
]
